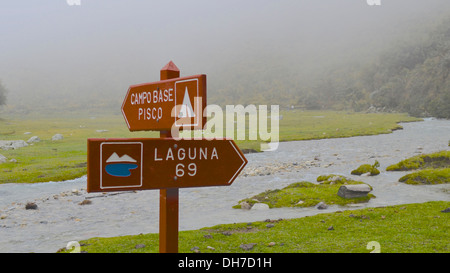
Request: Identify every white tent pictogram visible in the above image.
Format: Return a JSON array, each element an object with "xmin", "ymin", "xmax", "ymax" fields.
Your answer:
[{"xmin": 178, "ymin": 87, "xmax": 196, "ymax": 118}]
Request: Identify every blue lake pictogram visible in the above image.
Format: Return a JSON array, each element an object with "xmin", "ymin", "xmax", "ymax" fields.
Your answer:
[
  {"xmin": 105, "ymin": 163, "xmax": 138, "ymax": 177},
  {"xmin": 105, "ymin": 152, "xmax": 138, "ymax": 177}
]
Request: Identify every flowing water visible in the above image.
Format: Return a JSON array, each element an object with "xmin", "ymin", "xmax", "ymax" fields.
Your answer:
[{"xmin": 0, "ymin": 118, "xmax": 449, "ymax": 252}]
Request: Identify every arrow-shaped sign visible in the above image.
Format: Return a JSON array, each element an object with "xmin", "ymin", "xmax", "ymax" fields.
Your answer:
[
  {"xmin": 121, "ymin": 74, "xmax": 207, "ymax": 131},
  {"xmin": 87, "ymin": 138, "xmax": 248, "ymax": 193}
]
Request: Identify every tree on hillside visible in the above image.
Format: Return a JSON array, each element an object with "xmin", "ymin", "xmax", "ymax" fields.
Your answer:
[{"xmin": 0, "ymin": 80, "xmax": 6, "ymax": 107}]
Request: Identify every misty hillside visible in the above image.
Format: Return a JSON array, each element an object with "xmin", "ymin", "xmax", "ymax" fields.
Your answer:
[
  {"xmin": 211, "ymin": 14, "xmax": 450, "ymax": 118},
  {"xmin": 1, "ymin": 1, "xmax": 450, "ymax": 118}
]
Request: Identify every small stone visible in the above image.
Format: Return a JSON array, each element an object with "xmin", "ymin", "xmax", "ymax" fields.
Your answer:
[
  {"xmin": 25, "ymin": 202, "xmax": 38, "ymax": 210},
  {"xmin": 222, "ymin": 231, "xmax": 232, "ymax": 236},
  {"xmin": 316, "ymin": 202, "xmax": 328, "ymax": 210},
  {"xmin": 78, "ymin": 199, "xmax": 92, "ymax": 205},
  {"xmin": 0, "ymin": 214, "xmax": 7, "ymax": 220},
  {"xmin": 204, "ymin": 234, "xmax": 213, "ymax": 239},
  {"xmin": 266, "ymin": 224, "xmax": 275, "ymax": 228},
  {"xmin": 206, "ymin": 246, "xmax": 215, "ymax": 251},
  {"xmin": 52, "ymin": 134, "xmax": 64, "ymax": 141},
  {"xmin": 240, "ymin": 201, "xmax": 251, "ymax": 210},
  {"xmin": 268, "ymin": 242, "xmax": 276, "ymax": 247},
  {"xmin": 441, "ymin": 208, "xmax": 450, "ymax": 213},
  {"xmin": 135, "ymin": 244, "xmax": 146, "ymax": 249},
  {"xmin": 27, "ymin": 136, "xmax": 40, "ymax": 144},
  {"xmin": 328, "ymin": 226, "xmax": 334, "ymax": 230},
  {"xmin": 251, "ymin": 203, "xmax": 270, "ymax": 210},
  {"xmin": 190, "ymin": 246, "xmax": 200, "ymax": 252},
  {"xmin": 239, "ymin": 243, "xmax": 257, "ymax": 251}
]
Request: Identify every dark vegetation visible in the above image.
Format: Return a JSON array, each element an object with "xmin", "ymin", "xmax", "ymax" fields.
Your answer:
[
  {"xmin": 0, "ymin": 80, "xmax": 6, "ymax": 108},
  {"xmin": 212, "ymin": 15, "xmax": 450, "ymax": 118},
  {"xmin": 2, "ymin": 10, "xmax": 450, "ymax": 119}
]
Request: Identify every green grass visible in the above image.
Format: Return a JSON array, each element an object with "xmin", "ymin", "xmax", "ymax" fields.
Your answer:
[
  {"xmin": 386, "ymin": 151, "xmax": 450, "ymax": 185},
  {"xmin": 351, "ymin": 161, "xmax": 380, "ymax": 176},
  {"xmin": 0, "ymin": 111, "xmax": 420, "ymax": 184},
  {"xmin": 275, "ymin": 110, "xmax": 419, "ymax": 141},
  {"xmin": 399, "ymin": 168, "xmax": 450, "ymax": 185},
  {"xmin": 386, "ymin": 151, "xmax": 450, "ymax": 171},
  {"xmin": 233, "ymin": 175, "xmax": 374, "ymax": 209},
  {"xmin": 58, "ymin": 201, "xmax": 450, "ymax": 253},
  {"xmin": 0, "ymin": 114, "xmax": 158, "ymax": 183}
]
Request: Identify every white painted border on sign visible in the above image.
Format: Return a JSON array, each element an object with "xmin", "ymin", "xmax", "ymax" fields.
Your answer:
[
  {"xmin": 121, "ymin": 86, "xmax": 132, "ymax": 130},
  {"xmin": 174, "ymin": 78, "xmax": 199, "ymax": 127},
  {"xmin": 100, "ymin": 142, "xmax": 144, "ymax": 189},
  {"xmin": 228, "ymin": 140, "xmax": 247, "ymax": 184}
]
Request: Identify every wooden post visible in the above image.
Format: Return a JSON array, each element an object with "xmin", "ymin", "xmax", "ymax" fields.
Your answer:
[{"xmin": 159, "ymin": 61, "xmax": 180, "ymax": 253}]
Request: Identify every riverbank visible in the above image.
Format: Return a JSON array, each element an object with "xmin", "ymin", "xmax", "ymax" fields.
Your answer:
[
  {"xmin": 0, "ymin": 118, "xmax": 448, "ymax": 252},
  {"xmin": 0, "ymin": 111, "xmax": 420, "ymax": 184},
  {"xmin": 60, "ymin": 201, "xmax": 450, "ymax": 253}
]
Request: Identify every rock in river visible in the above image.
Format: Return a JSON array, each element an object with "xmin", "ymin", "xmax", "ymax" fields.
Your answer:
[
  {"xmin": 337, "ymin": 184, "xmax": 372, "ymax": 199},
  {"xmin": 251, "ymin": 203, "xmax": 270, "ymax": 210}
]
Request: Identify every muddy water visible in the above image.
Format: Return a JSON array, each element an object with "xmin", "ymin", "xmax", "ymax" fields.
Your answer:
[{"xmin": 0, "ymin": 118, "xmax": 449, "ymax": 252}]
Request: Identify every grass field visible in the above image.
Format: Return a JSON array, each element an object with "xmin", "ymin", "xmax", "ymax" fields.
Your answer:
[
  {"xmin": 233, "ymin": 175, "xmax": 374, "ymax": 209},
  {"xmin": 58, "ymin": 201, "xmax": 450, "ymax": 253},
  {"xmin": 0, "ymin": 111, "xmax": 420, "ymax": 184}
]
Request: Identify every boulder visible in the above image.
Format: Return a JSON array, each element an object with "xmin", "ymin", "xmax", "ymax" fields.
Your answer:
[
  {"xmin": 251, "ymin": 203, "xmax": 270, "ymax": 210},
  {"xmin": 0, "ymin": 140, "xmax": 28, "ymax": 150},
  {"xmin": 315, "ymin": 201, "xmax": 328, "ymax": 210},
  {"xmin": 239, "ymin": 243, "xmax": 257, "ymax": 251},
  {"xmin": 52, "ymin": 134, "xmax": 64, "ymax": 141},
  {"xmin": 337, "ymin": 184, "xmax": 372, "ymax": 199},
  {"xmin": 240, "ymin": 201, "xmax": 251, "ymax": 210},
  {"xmin": 12, "ymin": 140, "xmax": 28, "ymax": 149},
  {"xmin": 27, "ymin": 136, "xmax": 41, "ymax": 144},
  {"xmin": 0, "ymin": 154, "xmax": 7, "ymax": 164}
]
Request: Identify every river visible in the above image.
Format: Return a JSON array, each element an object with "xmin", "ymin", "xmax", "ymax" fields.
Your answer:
[{"xmin": 0, "ymin": 118, "xmax": 449, "ymax": 252}]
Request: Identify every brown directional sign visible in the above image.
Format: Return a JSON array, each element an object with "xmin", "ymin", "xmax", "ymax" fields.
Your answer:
[
  {"xmin": 87, "ymin": 138, "xmax": 248, "ymax": 193},
  {"xmin": 121, "ymin": 74, "xmax": 207, "ymax": 131}
]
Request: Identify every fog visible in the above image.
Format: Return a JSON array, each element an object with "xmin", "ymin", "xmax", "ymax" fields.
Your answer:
[{"xmin": 1, "ymin": 0, "xmax": 450, "ymax": 116}]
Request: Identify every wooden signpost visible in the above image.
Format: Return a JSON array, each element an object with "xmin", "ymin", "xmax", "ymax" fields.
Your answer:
[{"xmin": 87, "ymin": 61, "xmax": 248, "ymax": 253}]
